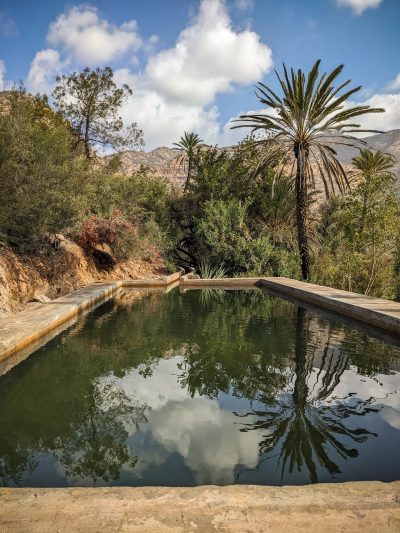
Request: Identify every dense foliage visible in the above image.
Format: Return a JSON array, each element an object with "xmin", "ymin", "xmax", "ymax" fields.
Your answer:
[
  {"xmin": 0, "ymin": 90, "xmax": 169, "ymax": 263},
  {"xmin": 1, "ymin": 63, "xmax": 399, "ymax": 300}
]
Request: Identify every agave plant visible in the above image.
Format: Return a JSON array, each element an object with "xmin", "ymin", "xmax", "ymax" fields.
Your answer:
[
  {"xmin": 232, "ymin": 59, "xmax": 384, "ymax": 280},
  {"xmin": 173, "ymin": 132, "xmax": 204, "ymax": 191},
  {"xmin": 198, "ymin": 260, "xmax": 227, "ymax": 279}
]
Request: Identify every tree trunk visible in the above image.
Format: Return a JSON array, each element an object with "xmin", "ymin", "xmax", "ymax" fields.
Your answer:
[
  {"xmin": 184, "ymin": 157, "xmax": 192, "ymax": 192},
  {"xmin": 295, "ymin": 146, "xmax": 311, "ymax": 281},
  {"xmin": 84, "ymin": 116, "xmax": 91, "ymax": 160}
]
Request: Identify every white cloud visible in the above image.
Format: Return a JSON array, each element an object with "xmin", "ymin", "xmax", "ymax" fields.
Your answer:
[
  {"xmin": 46, "ymin": 6, "xmax": 141, "ymax": 64},
  {"xmin": 116, "ymin": 0, "xmax": 273, "ymax": 148},
  {"xmin": 27, "ymin": 49, "xmax": 66, "ymax": 94},
  {"xmin": 235, "ymin": 0, "xmax": 254, "ymax": 10},
  {"xmin": 0, "ymin": 59, "xmax": 6, "ymax": 90},
  {"xmin": 23, "ymin": 0, "xmax": 273, "ymax": 148},
  {"xmin": 144, "ymin": 0, "xmax": 272, "ymax": 107},
  {"xmin": 336, "ymin": 0, "xmax": 383, "ymax": 15},
  {"xmin": 388, "ymin": 73, "xmax": 400, "ymax": 92},
  {"xmin": 347, "ymin": 92, "xmax": 400, "ymax": 134}
]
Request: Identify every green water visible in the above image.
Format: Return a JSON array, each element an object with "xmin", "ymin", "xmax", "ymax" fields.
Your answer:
[{"xmin": 1, "ymin": 288, "xmax": 400, "ymax": 487}]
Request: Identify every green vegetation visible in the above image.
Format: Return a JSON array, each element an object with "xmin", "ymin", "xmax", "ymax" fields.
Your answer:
[
  {"xmin": 233, "ymin": 59, "xmax": 384, "ymax": 280},
  {"xmin": 0, "ymin": 87, "xmax": 169, "ymax": 262},
  {"xmin": 53, "ymin": 66, "xmax": 143, "ymax": 160},
  {"xmin": 173, "ymin": 131, "xmax": 204, "ymax": 191},
  {"xmin": 1, "ymin": 61, "xmax": 399, "ymax": 299}
]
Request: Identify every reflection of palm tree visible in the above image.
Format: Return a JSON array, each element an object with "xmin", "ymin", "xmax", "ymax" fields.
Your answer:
[
  {"xmin": 238, "ymin": 308, "xmax": 380, "ymax": 483},
  {"xmin": 54, "ymin": 379, "xmax": 148, "ymax": 485}
]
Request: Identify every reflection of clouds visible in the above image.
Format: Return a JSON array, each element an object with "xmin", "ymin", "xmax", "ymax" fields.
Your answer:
[
  {"xmin": 119, "ymin": 356, "xmax": 262, "ymax": 484},
  {"xmin": 381, "ymin": 406, "xmax": 400, "ymax": 430},
  {"xmin": 144, "ymin": 397, "xmax": 261, "ymax": 484},
  {"xmin": 115, "ymin": 353, "xmax": 400, "ymax": 484}
]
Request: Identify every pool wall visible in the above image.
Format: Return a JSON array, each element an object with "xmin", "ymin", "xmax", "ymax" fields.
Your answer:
[{"xmin": 1, "ymin": 272, "xmax": 400, "ymax": 376}]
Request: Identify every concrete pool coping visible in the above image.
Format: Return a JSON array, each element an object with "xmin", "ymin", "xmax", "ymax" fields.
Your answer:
[{"xmin": 0, "ymin": 482, "xmax": 399, "ymax": 532}]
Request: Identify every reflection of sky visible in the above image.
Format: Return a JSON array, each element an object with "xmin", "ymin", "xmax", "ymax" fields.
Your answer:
[
  {"xmin": 115, "ymin": 351, "xmax": 400, "ymax": 485},
  {"xmin": 119, "ymin": 357, "xmax": 263, "ymax": 484}
]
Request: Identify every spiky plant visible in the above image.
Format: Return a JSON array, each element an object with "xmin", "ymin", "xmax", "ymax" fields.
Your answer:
[
  {"xmin": 352, "ymin": 148, "xmax": 395, "ymax": 180},
  {"xmin": 173, "ymin": 132, "xmax": 204, "ymax": 191},
  {"xmin": 232, "ymin": 59, "xmax": 384, "ymax": 280}
]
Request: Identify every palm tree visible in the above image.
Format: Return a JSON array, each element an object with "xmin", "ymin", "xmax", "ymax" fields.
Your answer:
[
  {"xmin": 232, "ymin": 60, "xmax": 384, "ymax": 280},
  {"xmin": 173, "ymin": 132, "xmax": 204, "ymax": 191},
  {"xmin": 351, "ymin": 148, "xmax": 395, "ymax": 231},
  {"xmin": 352, "ymin": 148, "xmax": 395, "ymax": 180}
]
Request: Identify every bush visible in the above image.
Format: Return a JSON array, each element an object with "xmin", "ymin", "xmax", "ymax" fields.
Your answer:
[
  {"xmin": 0, "ymin": 91, "xmax": 88, "ymax": 250},
  {"xmin": 197, "ymin": 199, "xmax": 299, "ymax": 276},
  {"xmin": 75, "ymin": 210, "xmax": 139, "ymax": 261}
]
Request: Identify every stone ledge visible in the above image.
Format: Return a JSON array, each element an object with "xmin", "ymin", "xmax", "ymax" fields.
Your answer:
[
  {"xmin": 0, "ymin": 272, "xmax": 182, "ymax": 375},
  {"xmin": 0, "ymin": 481, "xmax": 399, "ymax": 532}
]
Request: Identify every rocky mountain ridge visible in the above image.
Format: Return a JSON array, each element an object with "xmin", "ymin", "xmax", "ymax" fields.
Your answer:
[{"xmin": 111, "ymin": 129, "xmax": 400, "ymax": 187}]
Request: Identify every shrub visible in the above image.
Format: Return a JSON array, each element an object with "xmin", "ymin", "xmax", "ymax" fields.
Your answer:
[{"xmin": 0, "ymin": 91, "xmax": 88, "ymax": 250}]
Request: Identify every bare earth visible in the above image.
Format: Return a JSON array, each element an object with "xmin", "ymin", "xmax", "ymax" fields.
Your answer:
[{"xmin": 1, "ymin": 482, "xmax": 400, "ymax": 532}]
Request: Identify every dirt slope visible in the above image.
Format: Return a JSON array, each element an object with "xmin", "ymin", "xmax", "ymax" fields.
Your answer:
[{"xmin": 0, "ymin": 236, "xmax": 166, "ymax": 317}]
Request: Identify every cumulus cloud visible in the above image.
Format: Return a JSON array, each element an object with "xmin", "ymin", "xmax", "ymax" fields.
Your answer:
[
  {"xmin": 116, "ymin": 0, "xmax": 273, "ymax": 148},
  {"xmin": 144, "ymin": 0, "xmax": 272, "ymax": 106},
  {"xmin": 346, "ymin": 92, "xmax": 400, "ymax": 134},
  {"xmin": 336, "ymin": 0, "xmax": 383, "ymax": 15},
  {"xmin": 23, "ymin": 0, "xmax": 272, "ymax": 148},
  {"xmin": 388, "ymin": 73, "xmax": 400, "ymax": 92},
  {"xmin": 27, "ymin": 49, "xmax": 66, "ymax": 94},
  {"xmin": 46, "ymin": 5, "xmax": 141, "ymax": 64}
]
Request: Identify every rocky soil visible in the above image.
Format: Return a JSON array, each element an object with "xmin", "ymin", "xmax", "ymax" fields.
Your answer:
[{"xmin": 0, "ymin": 236, "xmax": 166, "ymax": 317}]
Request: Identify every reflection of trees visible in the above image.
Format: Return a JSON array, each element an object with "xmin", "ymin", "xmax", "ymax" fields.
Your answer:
[
  {"xmin": 237, "ymin": 308, "xmax": 380, "ymax": 483},
  {"xmin": 0, "ymin": 444, "xmax": 37, "ymax": 487},
  {"xmin": 54, "ymin": 379, "xmax": 148, "ymax": 485}
]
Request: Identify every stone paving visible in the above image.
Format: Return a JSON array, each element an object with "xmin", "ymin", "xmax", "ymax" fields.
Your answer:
[{"xmin": 0, "ymin": 482, "xmax": 399, "ymax": 532}]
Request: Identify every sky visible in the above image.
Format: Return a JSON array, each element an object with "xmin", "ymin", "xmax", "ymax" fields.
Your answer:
[{"xmin": 0, "ymin": 0, "xmax": 399, "ymax": 150}]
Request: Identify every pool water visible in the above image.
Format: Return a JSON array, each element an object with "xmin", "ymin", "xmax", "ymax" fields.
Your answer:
[{"xmin": 1, "ymin": 288, "xmax": 400, "ymax": 487}]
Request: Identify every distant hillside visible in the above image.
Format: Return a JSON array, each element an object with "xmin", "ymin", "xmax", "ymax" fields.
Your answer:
[{"xmin": 110, "ymin": 129, "xmax": 400, "ymax": 187}]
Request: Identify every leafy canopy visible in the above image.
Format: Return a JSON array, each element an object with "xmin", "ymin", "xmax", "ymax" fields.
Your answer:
[{"xmin": 53, "ymin": 66, "xmax": 143, "ymax": 159}]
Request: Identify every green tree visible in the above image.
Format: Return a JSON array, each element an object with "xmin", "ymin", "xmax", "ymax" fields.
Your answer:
[
  {"xmin": 173, "ymin": 131, "xmax": 204, "ymax": 191},
  {"xmin": 314, "ymin": 150, "xmax": 399, "ymax": 298},
  {"xmin": 0, "ymin": 90, "xmax": 88, "ymax": 250},
  {"xmin": 53, "ymin": 66, "xmax": 143, "ymax": 160},
  {"xmin": 233, "ymin": 59, "xmax": 384, "ymax": 280}
]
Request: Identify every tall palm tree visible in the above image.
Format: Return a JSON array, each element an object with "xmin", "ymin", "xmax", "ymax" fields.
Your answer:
[
  {"xmin": 232, "ymin": 60, "xmax": 384, "ymax": 280},
  {"xmin": 173, "ymin": 132, "xmax": 204, "ymax": 191}
]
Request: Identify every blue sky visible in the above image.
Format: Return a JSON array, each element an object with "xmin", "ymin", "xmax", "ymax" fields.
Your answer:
[{"xmin": 0, "ymin": 0, "xmax": 399, "ymax": 149}]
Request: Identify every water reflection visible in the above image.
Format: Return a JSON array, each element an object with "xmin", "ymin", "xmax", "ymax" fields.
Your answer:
[
  {"xmin": 236, "ymin": 308, "xmax": 379, "ymax": 483},
  {"xmin": 0, "ymin": 289, "xmax": 399, "ymax": 486}
]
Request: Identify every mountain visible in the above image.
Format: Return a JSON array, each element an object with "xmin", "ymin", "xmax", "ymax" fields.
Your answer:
[{"xmin": 110, "ymin": 129, "xmax": 400, "ymax": 187}]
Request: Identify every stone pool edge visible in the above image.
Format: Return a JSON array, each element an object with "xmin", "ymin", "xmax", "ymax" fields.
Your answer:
[
  {"xmin": 0, "ymin": 271, "xmax": 181, "ymax": 374},
  {"xmin": 0, "ymin": 481, "xmax": 399, "ymax": 532},
  {"xmin": 181, "ymin": 276, "xmax": 400, "ymax": 336},
  {"xmin": 1, "ymin": 273, "xmax": 400, "ymax": 376}
]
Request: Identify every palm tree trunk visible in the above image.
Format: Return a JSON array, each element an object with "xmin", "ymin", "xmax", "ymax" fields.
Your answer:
[
  {"xmin": 184, "ymin": 157, "xmax": 192, "ymax": 192},
  {"xmin": 295, "ymin": 147, "xmax": 311, "ymax": 280}
]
